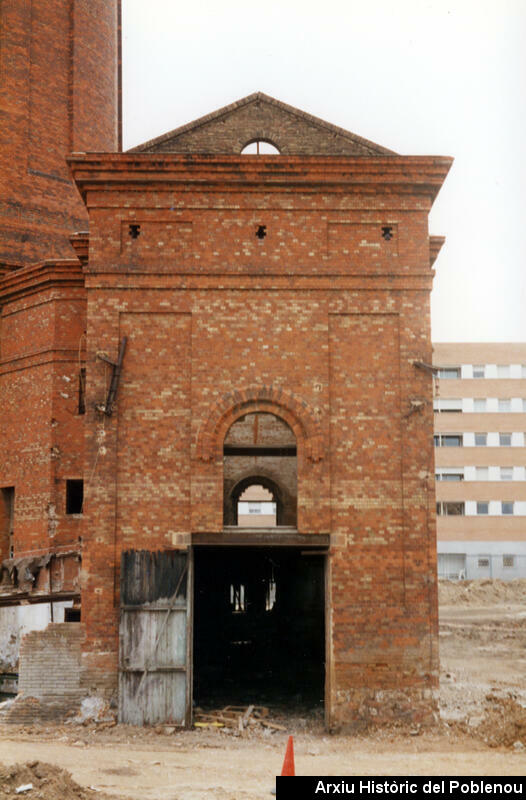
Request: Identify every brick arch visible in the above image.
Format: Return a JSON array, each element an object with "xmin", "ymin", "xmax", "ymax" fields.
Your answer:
[
  {"xmin": 224, "ymin": 472, "xmax": 291, "ymax": 527},
  {"xmin": 197, "ymin": 385, "xmax": 323, "ymax": 462},
  {"xmin": 240, "ymin": 136, "xmax": 282, "ymax": 154}
]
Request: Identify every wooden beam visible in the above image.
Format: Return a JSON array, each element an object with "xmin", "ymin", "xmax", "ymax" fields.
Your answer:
[
  {"xmin": 0, "ymin": 591, "xmax": 80, "ymax": 607},
  {"xmin": 223, "ymin": 445, "xmax": 296, "ymax": 457},
  {"xmin": 192, "ymin": 530, "xmax": 329, "ymax": 547}
]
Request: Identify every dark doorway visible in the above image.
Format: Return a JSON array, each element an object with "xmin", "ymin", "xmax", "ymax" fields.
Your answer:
[{"xmin": 193, "ymin": 546, "xmax": 325, "ymax": 710}]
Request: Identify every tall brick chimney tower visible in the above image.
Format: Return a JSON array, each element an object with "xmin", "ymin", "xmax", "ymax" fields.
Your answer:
[{"xmin": 0, "ymin": 0, "xmax": 121, "ymax": 266}]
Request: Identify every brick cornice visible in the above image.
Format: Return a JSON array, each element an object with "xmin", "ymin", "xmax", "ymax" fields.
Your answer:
[
  {"xmin": 429, "ymin": 235, "xmax": 446, "ymax": 268},
  {"xmin": 68, "ymin": 154, "xmax": 453, "ymax": 205},
  {"xmin": 0, "ymin": 261, "xmax": 23, "ymax": 279},
  {"xmin": 0, "ymin": 259, "xmax": 85, "ymax": 305}
]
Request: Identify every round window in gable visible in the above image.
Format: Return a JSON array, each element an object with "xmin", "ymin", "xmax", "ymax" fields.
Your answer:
[{"xmin": 241, "ymin": 139, "xmax": 281, "ymax": 154}]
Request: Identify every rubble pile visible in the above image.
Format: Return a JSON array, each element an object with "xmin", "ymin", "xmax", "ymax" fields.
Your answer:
[
  {"xmin": 472, "ymin": 694, "xmax": 526, "ymax": 749},
  {"xmin": 0, "ymin": 761, "xmax": 113, "ymax": 800},
  {"xmin": 439, "ymin": 578, "xmax": 526, "ymax": 605}
]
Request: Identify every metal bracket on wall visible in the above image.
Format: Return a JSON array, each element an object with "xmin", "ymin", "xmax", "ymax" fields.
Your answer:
[
  {"xmin": 412, "ymin": 360, "xmax": 438, "ymax": 376},
  {"xmin": 403, "ymin": 398, "xmax": 428, "ymax": 418},
  {"xmin": 96, "ymin": 336, "xmax": 127, "ymax": 416}
]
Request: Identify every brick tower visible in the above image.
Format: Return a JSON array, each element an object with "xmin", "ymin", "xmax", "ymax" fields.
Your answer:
[
  {"xmin": 0, "ymin": 0, "xmax": 121, "ymax": 267},
  {"xmin": 0, "ymin": 89, "xmax": 452, "ymax": 729}
]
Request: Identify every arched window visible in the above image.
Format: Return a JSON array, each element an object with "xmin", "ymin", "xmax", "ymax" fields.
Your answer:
[
  {"xmin": 241, "ymin": 139, "xmax": 280, "ymax": 154},
  {"xmin": 237, "ymin": 484, "xmax": 276, "ymax": 526},
  {"xmin": 223, "ymin": 412, "xmax": 297, "ymax": 527}
]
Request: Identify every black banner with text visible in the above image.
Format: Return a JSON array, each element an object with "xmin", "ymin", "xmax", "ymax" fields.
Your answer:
[{"xmin": 276, "ymin": 777, "xmax": 525, "ymax": 800}]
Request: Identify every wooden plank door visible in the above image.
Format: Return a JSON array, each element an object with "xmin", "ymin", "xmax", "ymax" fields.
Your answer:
[{"xmin": 118, "ymin": 550, "xmax": 192, "ymax": 726}]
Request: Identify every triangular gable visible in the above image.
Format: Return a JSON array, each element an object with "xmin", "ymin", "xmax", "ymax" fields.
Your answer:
[{"xmin": 129, "ymin": 92, "xmax": 396, "ymax": 156}]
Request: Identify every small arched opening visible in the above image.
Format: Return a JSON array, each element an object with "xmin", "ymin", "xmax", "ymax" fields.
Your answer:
[
  {"xmin": 236, "ymin": 480, "xmax": 278, "ymax": 527},
  {"xmin": 241, "ymin": 138, "xmax": 281, "ymax": 154},
  {"xmin": 223, "ymin": 412, "xmax": 297, "ymax": 527},
  {"xmin": 237, "ymin": 484, "xmax": 276, "ymax": 525}
]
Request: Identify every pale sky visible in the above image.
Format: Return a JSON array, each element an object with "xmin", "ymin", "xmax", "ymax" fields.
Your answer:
[{"xmin": 122, "ymin": 0, "xmax": 526, "ymax": 343}]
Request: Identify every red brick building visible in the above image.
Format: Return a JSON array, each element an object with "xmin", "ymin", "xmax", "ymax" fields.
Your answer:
[{"xmin": 0, "ymin": 5, "xmax": 451, "ymax": 728}]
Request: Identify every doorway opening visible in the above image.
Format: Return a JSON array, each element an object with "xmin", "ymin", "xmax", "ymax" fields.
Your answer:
[{"xmin": 193, "ymin": 546, "xmax": 325, "ymax": 710}]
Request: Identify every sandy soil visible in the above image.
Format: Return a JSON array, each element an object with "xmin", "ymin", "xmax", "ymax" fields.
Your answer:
[
  {"xmin": 438, "ymin": 578, "xmax": 526, "ymax": 734},
  {"xmin": 0, "ymin": 579, "xmax": 525, "ymax": 799}
]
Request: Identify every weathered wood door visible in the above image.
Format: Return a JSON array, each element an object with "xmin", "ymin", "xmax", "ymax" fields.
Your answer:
[{"xmin": 118, "ymin": 550, "xmax": 192, "ymax": 726}]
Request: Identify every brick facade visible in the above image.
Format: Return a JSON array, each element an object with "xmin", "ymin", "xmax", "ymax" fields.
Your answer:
[
  {"xmin": 0, "ymin": 1, "xmax": 119, "ymax": 716},
  {"xmin": 0, "ymin": 35, "xmax": 451, "ymax": 726},
  {"xmin": 67, "ymin": 141, "xmax": 450, "ymax": 727},
  {"xmin": 0, "ymin": 262, "xmax": 87, "ymax": 562}
]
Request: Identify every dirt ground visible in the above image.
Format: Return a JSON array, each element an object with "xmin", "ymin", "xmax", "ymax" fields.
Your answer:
[{"xmin": 0, "ymin": 579, "xmax": 525, "ymax": 799}]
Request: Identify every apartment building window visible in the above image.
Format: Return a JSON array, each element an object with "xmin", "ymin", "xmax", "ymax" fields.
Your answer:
[
  {"xmin": 434, "ymin": 398, "xmax": 462, "ymax": 413},
  {"xmin": 476, "ymin": 502, "xmax": 489, "ymax": 515},
  {"xmin": 473, "ymin": 398, "xmax": 486, "ymax": 412},
  {"xmin": 473, "ymin": 365, "xmax": 485, "ymax": 378},
  {"xmin": 434, "ymin": 434, "xmax": 463, "ymax": 447},
  {"xmin": 474, "ymin": 433, "xmax": 487, "ymax": 446},
  {"xmin": 503, "ymin": 555, "xmax": 515, "ymax": 568},
  {"xmin": 497, "ymin": 365, "xmax": 510, "ymax": 378},
  {"xmin": 500, "ymin": 467, "xmax": 513, "ymax": 481},
  {"xmin": 478, "ymin": 557, "xmax": 490, "ymax": 568},
  {"xmin": 498, "ymin": 399, "xmax": 511, "ymax": 412},
  {"xmin": 438, "ymin": 367, "xmax": 460, "ymax": 379},
  {"xmin": 499, "ymin": 433, "xmax": 512, "ymax": 446},
  {"xmin": 522, "ymin": 365, "xmax": 526, "ymax": 378},
  {"xmin": 436, "ymin": 469, "xmax": 464, "ymax": 481},
  {"xmin": 475, "ymin": 467, "xmax": 489, "ymax": 480},
  {"xmin": 436, "ymin": 502, "xmax": 465, "ymax": 516},
  {"xmin": 501, "ymin": 501, "xmax": 514, "ymax": 515}
]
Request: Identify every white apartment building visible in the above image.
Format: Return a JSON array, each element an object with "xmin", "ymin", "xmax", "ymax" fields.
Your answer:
[{"xmin": 433, "ymin": 343, "xmax": 526, "ymax": 579}]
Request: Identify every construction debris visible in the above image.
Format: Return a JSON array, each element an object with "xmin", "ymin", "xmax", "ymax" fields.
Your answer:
[
  {"xmin": 470, "ymin": 694, "xmax": 526, "ymax": 748},
  {"xmin": 193, "ymin": 705, "xmax": 286, "ymax": 733},
  {"xmin": 439, "ymin": 577, "xmax": 526, "ymax": 605},
  {"xmin": 71, "ymin": 697, "xmax": 116, "ymax": 726},
  {"xmin": 0, "ymin": 762, "xmax": 114, "ymax": 800}
]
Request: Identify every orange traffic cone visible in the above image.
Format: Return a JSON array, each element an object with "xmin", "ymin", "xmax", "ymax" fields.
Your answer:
[{"xmin": 280, "ymin": 735, "xmax": 295, "ymax": 776}]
